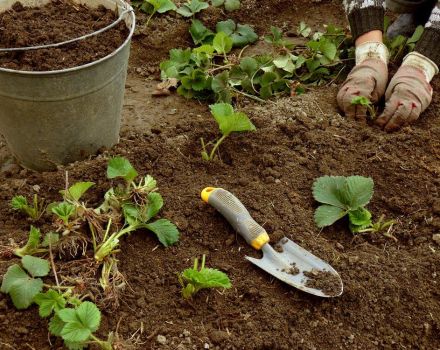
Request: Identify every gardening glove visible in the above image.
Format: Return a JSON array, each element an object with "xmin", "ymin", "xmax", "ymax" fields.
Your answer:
[
  {"xmin": 337, "ymin": 41, "xmax": 389, "ymax": 120},
  {"xmin": 376, "ymin": 52, "xmax": 438, "ymax": 132}
]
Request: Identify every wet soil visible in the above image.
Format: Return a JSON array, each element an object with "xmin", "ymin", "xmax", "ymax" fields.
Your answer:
[
  {"xmin": 304, "ymin": 269, "xmax": 342, "ymax": 297},
  {"xmin": 0, "ymin": 1, "xmax": 440, "ymax": 350},
  {"xmin": 0, "ymin": 0, "xmax": 128, "ymax": 71}
]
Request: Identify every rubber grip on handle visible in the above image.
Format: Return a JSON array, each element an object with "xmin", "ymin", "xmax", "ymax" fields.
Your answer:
[{"xmin": 201, "ymin": 187, "xmax": 270, "ymax": 250}]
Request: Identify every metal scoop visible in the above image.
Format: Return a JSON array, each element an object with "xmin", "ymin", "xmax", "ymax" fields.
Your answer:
[{"xmin": 201, "ymin": 187, "xmax": 343, "ymax": 298}]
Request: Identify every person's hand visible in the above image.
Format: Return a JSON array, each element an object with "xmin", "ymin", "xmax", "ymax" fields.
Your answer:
[
  {"xmin": 376, "ymin": 65, "xmax": 432, "ymax": 132},
  {"xmin": 337, "ymin": 59, "xmax": 388, "ymax": 120}
]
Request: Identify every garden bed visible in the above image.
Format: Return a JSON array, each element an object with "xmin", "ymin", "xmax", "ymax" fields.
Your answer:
[{"xmin": 0, "ymin": 0, "xmax": 439, "ymax": 349}]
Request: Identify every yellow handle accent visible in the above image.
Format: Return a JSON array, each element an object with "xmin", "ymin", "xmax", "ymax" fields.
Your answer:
[
  {"xmin": 251, "ymin": 232, "xmax": 270, "ymax": 250},
  {"xmin": 201, "ymin": 187, "xmax": 217, "ymax": 203}
]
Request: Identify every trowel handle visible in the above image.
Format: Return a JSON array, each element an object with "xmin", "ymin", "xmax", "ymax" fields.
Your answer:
[{"xmin": 201, "ymin": 187, "xmax": 270, "ymax": 250}]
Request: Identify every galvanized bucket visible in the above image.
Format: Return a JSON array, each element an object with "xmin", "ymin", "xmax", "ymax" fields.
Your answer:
[{"xmin": 0, "ymin": 0, "xmax": 135, "ymax": 171}]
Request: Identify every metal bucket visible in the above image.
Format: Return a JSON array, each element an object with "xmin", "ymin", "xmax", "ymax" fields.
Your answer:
[{"xmin": 0, "ymin": 0, "xmax": 135, "ymax": 171}]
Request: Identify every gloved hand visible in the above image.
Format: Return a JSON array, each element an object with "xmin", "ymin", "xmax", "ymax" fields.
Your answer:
[
  {"xmin": 376, "ymin": 52, "xmax": 437, "ymax": 132},
  {"xmin": 337, "ymin": 59, "xmax": 388, "ymax": 120}
]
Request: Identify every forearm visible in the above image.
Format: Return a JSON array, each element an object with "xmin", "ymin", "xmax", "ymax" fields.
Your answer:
[
  {"xmin": 344, "ymin": 0, "xmax": 386, "ymax": 41},
  {"xmin": 415, "ymin": 3, "xmax": 440, "ymax": 67}
]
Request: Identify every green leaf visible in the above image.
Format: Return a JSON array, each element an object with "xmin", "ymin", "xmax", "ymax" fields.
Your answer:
[
  {"xmin": 64, "ymin": 341, "xmax": 86, "ymax": 350},
  {"xmin": 320, "ymin": 41, "xmax": 337, "ymax": 61},
  {"xmin": 224, "ymin": 0, "xmax": 240, "ymax": 11},
  {"xmin": 273, "ymin": 55, "xmax": 295, "ymax": 73},
  {"xmin": 59, "ymin": 302, "xmax": 101, "ymax": 343},
  {"xmin": 211, "ymin": 0, "xmax": 224, "ymax": 6},
  {"xmin": 348, "ymin": 207, "xmax": 372, "ymax": 227},
  {"xmin": 14, "ymin": 226, "xmax": 41, "ymax": 257},
  {"xmin": 211, "ymin": 71, "xmax": 231, "ymax": 103},
  {"xmin": 213, "ymin": 32, "xmax": 233, "ymax": 54},
  {"xmin": 41, "ymin": 232, "xmax": 60, "ymax": 248},
  {"xmin": 145, "ymin": 219, "xmax": 180, "ymax": 247},
  {"xmin": 11, "ymin": 195, "xmax": 28, "ymax": 210},
  {"xmin": 0, "ymin": 264, "xmax": 43, "ymax": 309},
  {"xmin": 22, "ymin": 255, "xmax": 50, "ymax": 277},
  {"xmin": 34, "ymin": 290, "xmax": 67, "ymax": 317},
  {"xmin": 344, "ymin": 176, "xmax": 374, "ymax": 209},
  {"xmin": 190, "ymin": 19, "xmax": 214, "ymax": 45},
  {"xmin": 183, "ymin": 267, "xmax": 231, "ymax": 288},
  {"xmin": 407, "ymin": 25, "xmax": 424, "ymax": 45},
  {"xmin": 146, "ymin": 192, "xmax": 164, "ymax": 221},
  {"xmin": 216, "ymin": 20, "xmax": 257, "ymax": 47},
  {"xmin": 210, "ymin": 103, "xmax": 256, "ymax": 136},
  {"xmin": 239, "ymin": 57, "xmax": 258, "ymax": 77},
  {"xmin": 351, "ymin": 96, "xmax": 371, "ymax": 107},
  {"xmin": 216, "ymin": 19, "xmax": 235, "ymax": 36},
  {"xmin": 107, "ymin": 157, "xmax": 138, "ymax": 183},
  {"xmin": 52, "ymin": 202, "xmax": 75, "ymax": 224},
  {"xmin": 61, "ymin": 182, "xmax": 95, "ymax": 202},
  {"xmin": 312, "ymin": 176, "xmax": 348, "ymax": 209},
  {"xmin": 49, "ymin": 314, "xmax": 65, "ymax": 337},
  {"xmin": 297, "ymin": 21, "xmax": 311, "ymax": 37},
  {"xmin": 177, "ymin": 0, "xmax": 209, "ymax": 17},
  {"xmin": 147, "ymin": 0, "xmax": 177, "ymax": 13},
  {"xmin": 314, "ymin": 205, "xmax": 347, "ymax": 228}
]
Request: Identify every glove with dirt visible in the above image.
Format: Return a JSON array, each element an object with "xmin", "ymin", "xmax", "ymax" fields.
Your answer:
[
  {"xmin": 337, "ymin": 41, "xmax": 389, "ymax": 120},
  {"xmin": 376, "ymin": 52, "xmax": 438, "ymax": 132}
]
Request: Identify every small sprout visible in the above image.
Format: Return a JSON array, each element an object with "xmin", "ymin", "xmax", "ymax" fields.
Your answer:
[
  {"xmin": 14, "ymin": 226, "xmax": 45, "ymax": 257},
  {"xmin": 179, "ymin": 255, "xmax": 231, "ymax": 299},
  {"xmin": 297, "ymin": 21, "xmax": 312, "ymax": 38},
  {"xmin": 60, "ymin": 181, "xmax": 94, "ymax": 202},
  {"xmin": 52, "ymin": 202, "xmax": 75, "ymax": 226},
  {"xmin": 351, "ymin": 96, "xmax": 376, "ymax": 119},
  {"xmin": 11, "ymin": 194, "xmax": 45, "ymax": 220},
  {"xmin": 201, "ymin": 103, "xmax": 256, "ymax": 161}
]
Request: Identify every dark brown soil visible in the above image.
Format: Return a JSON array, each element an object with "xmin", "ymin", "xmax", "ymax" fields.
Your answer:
[
  {"xmin": 1, "ymin": 1, "xmax": 440, "ymax": 350},
  {"xmin": 0, "ymin": 0, "xmax": 129, "ymax": 71},
  {"xmin": 304, "ymin": 269, "xmax": 342, "ymax": 296}
]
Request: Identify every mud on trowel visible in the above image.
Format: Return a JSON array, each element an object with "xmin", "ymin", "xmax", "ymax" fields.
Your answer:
[{"xmin": 201, "ymin": 187, "xmax": 343, "ymax": 298}]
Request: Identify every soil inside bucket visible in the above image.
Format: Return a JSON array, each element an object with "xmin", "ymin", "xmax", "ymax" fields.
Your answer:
[{"xmin": 0, "ymin": 0, "xmax": 129, "ymax": 71}]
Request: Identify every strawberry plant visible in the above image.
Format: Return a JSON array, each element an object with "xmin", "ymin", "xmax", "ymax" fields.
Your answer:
[
  {"xmin": 201, "ymin": 103, "xmax": 256, "ymax": 160},
  {"xmin": 351, "ymin": 96, "xmax": 376, "ymax": 119},
  {"xmin": 131, "ymin": 0, "xmax": 177, "ymax": 25},
  {"xmin": 11, "ymin": 194, "xmax": 45, "ymax": 220},
  {"xmin": 178, "ymin": 255, "xmax": 231, "ymax": 299},
  {"xmin": 13, "ymin": 226, "xmax": 59, "ymax": 257},
  {"xmin": 177, "ymin": 0, "xmax": 209, "ymax": 17},
  {"xmin": 211, "ymin": 0, "xmax": 240, "ymax": 11},
  {"xmin": 94, "ymin": 157, "xmax": 179, "ymax": 261},
  {"xmin": 160, "ymin": 21, "xmax": 352, "ymax": 103},
  {"xmin": 312, "ymin": 176, "xmax": 394, "ymax": 234},
  {"xmin": 1, "ymin": 256, "xmax": 111, "ymax": 349}
]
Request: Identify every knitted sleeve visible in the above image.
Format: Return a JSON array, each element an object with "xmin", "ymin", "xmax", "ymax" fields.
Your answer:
[
  {"xmin": 343, "ymin": 0, "xmax": 386, "ymax": 40},
  {"xmin": 415, "ymin": 4, "xmax": 440, "ymax": 66}
]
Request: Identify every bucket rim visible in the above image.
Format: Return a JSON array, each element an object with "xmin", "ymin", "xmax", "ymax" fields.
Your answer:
[{"xmin": 0, "ymin": 1, "xmax": 136, "ymax": 76}]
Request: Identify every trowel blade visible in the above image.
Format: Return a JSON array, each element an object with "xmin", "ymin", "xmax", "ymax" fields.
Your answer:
[{"xmin": 245, "ymin": 238, "xmax": 343, "ymax": 297}]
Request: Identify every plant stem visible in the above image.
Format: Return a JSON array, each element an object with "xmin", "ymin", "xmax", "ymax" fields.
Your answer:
[
  {"xmin": 146, "ymin": 9, "xmax": 156, "ymax": 27},
  {"xmin": 208, "ymin": 134, "xmax": 228, "ymax": 160},
  {"xmin": 43, "ymin": 284, "xmax": 74, "ymax": 290},
  {"xmin": 232, "ymin": 88, "xmax": 267, "ymax": 103}
]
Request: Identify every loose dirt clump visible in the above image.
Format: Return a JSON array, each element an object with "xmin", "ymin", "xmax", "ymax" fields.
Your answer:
[
  {"xmin": 281, "ymin": 263, "xmax": 300, "ymax": 275},
  {"xmin": 0, "ymin": 0, "xmax": 129, "ymax": 71},
  {"xmin": 304, "ymin": 269, "xmax": 341, "ymax": 296}
]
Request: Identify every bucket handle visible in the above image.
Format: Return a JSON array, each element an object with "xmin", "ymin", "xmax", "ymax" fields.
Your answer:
[{"xmin": 0, "ymin": 8, "xmax": 133, "ymax": 52}]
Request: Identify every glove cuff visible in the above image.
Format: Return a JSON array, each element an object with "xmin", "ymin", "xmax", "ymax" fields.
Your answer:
[
  {"xmin": 402, "ymin": 51, "xmax": 439, "ymax": 82},
  {"xmin": 355, "ymin": 41, "xmax": 389, "ymax": 65}
]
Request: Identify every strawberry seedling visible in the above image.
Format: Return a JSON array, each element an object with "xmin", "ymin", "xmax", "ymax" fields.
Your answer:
[
  {"xmin": 178, "ymin": 255, "xmax": 231, "ymax": 299},
  {"xmin": 351, "ymin": 96, "xmax": 376, "ymax": 119},
  {"xmin": 131, "ymin": 0, "xmax": 177, "ymax": 26},
  {"xmin": 312, "ymin": 176, "xmax": 395, "ymax": 234},
  {"xmin": 201, "ymin": 103, "xmax": 256, "ymax": 161},
  {"xmin": 11, "ymin": 194, "xmax": 45, "ymax": 220},
  {"xmin": 176, "ymin": 0, "xmax": 209, "ymax": 17},
  {"xmin": 93, "ymin": 157, "xmax": 179, "ymax": 262},
  {"xmin": 211, "ymin": 0, "xmax": 240, "ymax": 11},
  {"xmin": 13, "ymin": 226, "xmax": 59, "ymax": 257}
]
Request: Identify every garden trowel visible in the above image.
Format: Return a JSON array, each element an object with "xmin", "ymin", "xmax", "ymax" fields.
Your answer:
[{"xmin": 201, "ymin": 187, "xmax": 343, "ymax": 298}]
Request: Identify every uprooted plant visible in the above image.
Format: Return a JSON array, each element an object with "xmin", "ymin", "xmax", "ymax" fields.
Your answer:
[
  {"xmin": 1, "ymin": 255, "xmax": 112, "ymax": 349},
  {"xmin": 351, "ymin": 96, "xmax": 376, "ymax": 119},
  {"xmin": 312, "ymin": 176, "xmax": 395, "ymax": 235},
  {"xmin": 201, "ymin": 103, "xmax": 256, "ymax": 160},
  {"xmin": 9, "ymin": 156, "xmax": 180, "ymax": 306},
  {"xmin": 178, "ymin": 255, "xmax": 231, "ymax": 299}
]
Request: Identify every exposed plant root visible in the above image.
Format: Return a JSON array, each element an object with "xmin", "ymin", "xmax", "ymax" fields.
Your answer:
[{"xmin": 56, "ymin": 233, "xmax": 89, "ymax": 259}]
